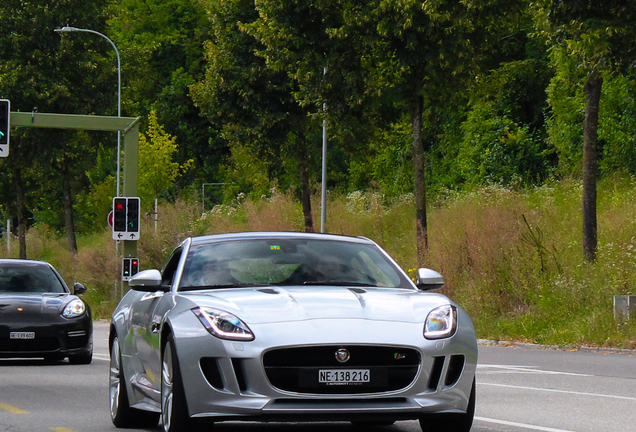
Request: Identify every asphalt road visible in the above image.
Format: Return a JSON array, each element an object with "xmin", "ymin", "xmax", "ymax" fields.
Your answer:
[{"xmin": 1, "ymin": 322, "xmax": 634, "ymax": 432}]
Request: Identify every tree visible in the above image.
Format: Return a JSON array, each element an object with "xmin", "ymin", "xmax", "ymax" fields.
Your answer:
[
  {"xmin": 332, "ymin": 0, "xmax": 524, "ymax": 264},
  {"xmin": 533, "ymin": 0, "xmax": 636, "ymax": 262},
  {"xmin": 107, "ymin": 0, "xmax": 221, "ymax": 187},
  {"xmin": 0, "ymin": 0, "xmax": 113, "ymax": 256},
  {"xmin": 138, "ymin": 110, "xmax": 193, "ymax": 205},
  {"xmin": 192, "ymin": 0, "xmax": 323, "ymax": 232}
]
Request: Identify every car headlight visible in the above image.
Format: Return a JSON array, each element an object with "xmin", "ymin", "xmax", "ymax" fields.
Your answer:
[
  {"xmin": 192, "ymin": 307, "xmax": 255, "ymax": 341},
  {"xmin": 424, "ymin": 305, "xmax": 457, "ymax": 339},
  {"xmin": 62, "ymin": 299, "xmax": 86, "ymax": 318}
]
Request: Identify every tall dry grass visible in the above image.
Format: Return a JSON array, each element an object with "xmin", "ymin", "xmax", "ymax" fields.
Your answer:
[{"xmin": 2, "ymin": 178, "xmax": 635, "ymax": 348}]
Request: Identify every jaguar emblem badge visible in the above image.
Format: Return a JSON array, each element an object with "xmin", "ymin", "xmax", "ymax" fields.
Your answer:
[{"xmin": 335, "ymin": 348, "xmax": 350, "ymax": 363}]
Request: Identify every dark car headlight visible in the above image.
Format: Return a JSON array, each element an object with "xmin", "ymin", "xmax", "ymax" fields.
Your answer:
[
  {"xmin": 62, "ymin": 299, "xmax": 86, "ymax": 318},
  {"xmin": 424, "ymin": 305, "xmax": 457, "ymax": 339},
  {"xmin": 193, "ymin": 307, "xmax": 255, "ymax": 341}
]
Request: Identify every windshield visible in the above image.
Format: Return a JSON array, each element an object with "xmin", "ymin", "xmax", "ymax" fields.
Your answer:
[
  {"xmin": 179, "ymin": 239, "xmax": 412, "ymax": 291},
  {"xmin": 0, "ymin": 263, "xmax": 67, "ymax": 294}
]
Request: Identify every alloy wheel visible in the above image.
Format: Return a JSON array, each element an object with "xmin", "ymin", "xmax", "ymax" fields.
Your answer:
[
  {"xmin": 162, "ymin": 341, "xmax": 174, "ymax": 432},
  {"xmin": 109, "ymin": 338, "xmax": 121, "ymax": 421}
]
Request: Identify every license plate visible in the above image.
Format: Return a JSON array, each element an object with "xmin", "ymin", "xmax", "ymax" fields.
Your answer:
[
  {"xmin": 318, "ymin": 369, "xmax": 370, "ymax": 384},
  {"xmin": 10, "ymin": 332, "xmax": 35, "ymax": 340}
]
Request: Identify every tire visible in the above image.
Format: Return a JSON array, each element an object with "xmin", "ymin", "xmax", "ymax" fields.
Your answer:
[
  {"xmin": 419, "ymin": 378, "xmax": 475, "ymax": 432},
  {"xmin": 162, "ymin": 333, "xmax": 200, "ymax": 432},
  {"xmin": 109, "ymin": 336, "xmax": 160, "ymax": 428}
]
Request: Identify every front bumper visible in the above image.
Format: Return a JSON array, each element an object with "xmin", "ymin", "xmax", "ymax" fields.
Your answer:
[
  {"xmin": 168, "ymin": 310, "xmax": 477, "ymax": 422},
  {"xmin": 0, "ymin": 313, "xmax": 93, "ymax": 359}
]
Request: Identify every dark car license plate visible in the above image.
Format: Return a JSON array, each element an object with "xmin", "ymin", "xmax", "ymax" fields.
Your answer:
[{"xmin": 10, "ymin": 332, "xmax": 35, "ymax": 339}]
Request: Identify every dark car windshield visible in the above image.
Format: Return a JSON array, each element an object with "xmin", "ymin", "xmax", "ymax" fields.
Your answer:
[
  {"xmin": 0, "ymin": 263, "xmax": 66, "ymax": 294},
  {"xmin": 179, "ymin": 238, "xmax": 412, "ymax": 291}
]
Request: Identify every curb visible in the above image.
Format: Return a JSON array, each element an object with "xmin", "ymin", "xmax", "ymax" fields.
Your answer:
[{"xmin": 478, "ymin": 339, "xmax": 636, "ymax": 355}]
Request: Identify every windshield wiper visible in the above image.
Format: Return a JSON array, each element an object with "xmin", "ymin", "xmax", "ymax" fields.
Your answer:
[{"xmin": 302, "ymin": 281, "xmax": 377, "ymax": 287}]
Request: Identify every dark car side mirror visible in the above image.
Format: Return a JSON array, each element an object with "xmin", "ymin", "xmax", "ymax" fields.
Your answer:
[{"xmin": 73, "ymin": 282, "xmax": 87, "ymax": 295}]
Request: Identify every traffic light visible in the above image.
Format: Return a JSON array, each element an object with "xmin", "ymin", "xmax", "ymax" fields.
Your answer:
[
  {"xmin": 122, "ymin": 258, "xmax": 140, "ymax": 281},
  {"xmin": 122, "ymin": 257, "xmax": 131, "ymax": 278},
  {"xmin": 131, "ymin": 258, "xmax": 139, "ymax": 276},
  {"xmin": 126, "ymin": 197, "xmax": 140, "ymax": 232},
  {"xmin": 112, "ymin": 197, "xmax": 141, "ymax": 240},
  {"xmin": 113, "ymin": 198, "xmax": 127, "ymax": 232},
  {"xmin": 0, "ymin": 99, "xmax": 9, "ymax": 157}
]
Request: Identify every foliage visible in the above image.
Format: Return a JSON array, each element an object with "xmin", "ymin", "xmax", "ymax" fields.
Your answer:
[
  {"xmin": 0, "ymin": 0, "xmax": 116, "ymax": 254},
  {"xmin": 4, "ymin": 178, "xmax": 636, "ymax": 349},
  {"xmin": 107, "ymin": 0, "xmax": 221, "ymax": 184},
  {"xmin": 457, "ymin": 102, "xmax": 547, "ymax": 186},
  {"xmin": 348, "ymin": 120, "xmax": 413, "ymax": 198},
  {"xmin": 534, "ymin": 0, "xmax": 636, "ymax": 176},
  {"xmin": 598, "ymin": 73, "xmax": 636, "ymax": 174},
  {"xmin": 544, "ymin": 47, "xmax": 586, "ymax": 175},
  {"xmin": 138, "ymin": 110, "xmax": 193, "ymax": 207},
  {"xmin": 217, "ymin": 143, "xmax": 271, "ymax": 202},
  {"xmin": 6, "ymin": 1, "xmax": 636, "ymax": 281}
]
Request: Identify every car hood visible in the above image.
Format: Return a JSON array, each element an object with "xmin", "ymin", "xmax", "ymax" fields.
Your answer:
[
  {"xmin": 0, "ymin": 293, "xmax": 73, "ymax": 316},
  {"xmin": 180, "ymin": 286, "xmax": 452, "ymax": 324}
]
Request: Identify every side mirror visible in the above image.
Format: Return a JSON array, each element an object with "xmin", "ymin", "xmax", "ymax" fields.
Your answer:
[
  {"xmin": 73, "ymin": 282, "xmax": 87, "ymax": 295},
  {"xmin": 129, "ymin": 269, "xmax": 167, "ymax": 292},
  {"xmin": 415, "ymin": 268, "xmax": 445, "ymax": 291}
]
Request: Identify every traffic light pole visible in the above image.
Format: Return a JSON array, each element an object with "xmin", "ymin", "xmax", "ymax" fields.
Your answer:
[
  {"xmin": 121, "ymin": 121, "xmax": 139, "ymax": 296},
  {"xmin": 9, "ymin": 111, "xmax": 141, "ymax": 296}
]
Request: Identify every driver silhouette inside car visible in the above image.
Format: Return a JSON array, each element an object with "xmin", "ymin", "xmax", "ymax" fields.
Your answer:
[
  {"xmin": 9, "ymin": 274, "xmax": 43, "ymax": 293},
  {"xmin": 195, "ymin": 260, "xmax": 238, "ymax": 287}
]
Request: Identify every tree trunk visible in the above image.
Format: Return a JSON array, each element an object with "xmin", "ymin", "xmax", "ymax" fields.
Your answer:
[
  {"xmin": 299, "ymin": 157, "xmax": 314, "ymax": 233},
  {"xmin": 582, "ymin": 69, "xmax": 602, "ymax": 263},
  {"xmin": 411, "ymin": 93, "xmax": 428, "ymax": 266},
  {"xmin": 14, "ymin": 168, "xmax": 27, "ymax": 259},
  {"xmin": 62, "ymin": 163, "xmax": 78, "ymax": 253}
]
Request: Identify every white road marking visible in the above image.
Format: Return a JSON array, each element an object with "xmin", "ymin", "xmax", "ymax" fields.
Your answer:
[
  {"xmin": 475, "ymin": 416, "xmax": 577, "ymax": 432},
  {"xmin": 480, "ymin": 382, "xmax": 636, "ymax": 401},
  {"xmin": 478, "ymin": 364, "xmax": 592, "ymax": 377},
  {"xmin": 93, "ymin": 354, "xmax": 110, "ymax": 362}
]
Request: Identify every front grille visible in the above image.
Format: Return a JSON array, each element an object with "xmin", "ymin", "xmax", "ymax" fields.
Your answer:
[
  {"xmin": 0, "ymin": 337, "xmax": 60, "ymax": 352},
  {"xmin": 263, "ymin": 345, "xmax": 420, "ymax": 394}
]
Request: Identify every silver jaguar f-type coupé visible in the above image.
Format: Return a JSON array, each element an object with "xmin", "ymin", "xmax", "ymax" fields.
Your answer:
[{"xmin": 109, "ymin": 232, "xmax": 477, "ymax": 432}]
